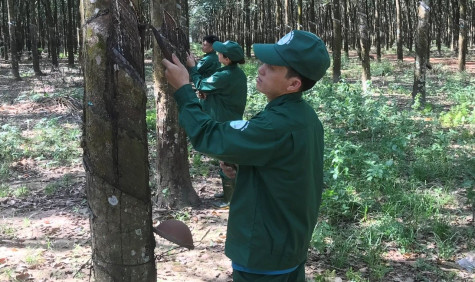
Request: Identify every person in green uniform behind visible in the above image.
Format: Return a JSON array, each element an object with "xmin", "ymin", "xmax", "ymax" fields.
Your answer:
[
  {"xmin": 186, "ymin": 40, "xmax": 248, "ymax": 207},
  {"xmin": 192, "ymin": 34, "xmax": 221, "ymax": 77},
  {"xmin": 163, "ymin": 30, "xmax": 330, "ymax": 281}
]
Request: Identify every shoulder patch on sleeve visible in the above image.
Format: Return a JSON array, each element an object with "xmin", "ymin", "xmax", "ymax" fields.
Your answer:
[
  {"xmin": 205, "ymin": 76, "xmax": 216, "ymax": 83},
  {"xmin": 230, "ymin": 120, "xmax": 249, "ymax": 131}
]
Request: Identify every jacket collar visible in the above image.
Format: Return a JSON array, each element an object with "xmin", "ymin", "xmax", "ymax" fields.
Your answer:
[
  {"xmin": 218, "ymin": 63, "xmax": 238, "ymax": 71},
  {"xmin": 204, "ymin": 51, "xmax": 217, "ymax": 57},
  {"xmin": 265, "ymin": 92, "xmax": 303, "ymax": 110}
]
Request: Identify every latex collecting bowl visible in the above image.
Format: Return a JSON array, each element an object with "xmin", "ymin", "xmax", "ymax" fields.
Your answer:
[{"xmin": 154, "ymin": 219, "xmax": 194, "ymax": 250}]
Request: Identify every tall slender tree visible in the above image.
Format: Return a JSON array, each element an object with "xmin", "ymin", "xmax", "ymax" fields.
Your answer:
[
  {"xmin": 374, "ymin": 0, "xmax": 381, "ymax": 62},
  {"xmin": 244, "ymin": 0, "xmax": 251, "ymax": 57},
  {"xmin": 342, "ymin": 0, "xmax": 349, "ymax": 57},
  {"xmin": 297, "ymin": 0, "xmax": 303, "ymax": 29},
  {"xmin": 41, "ymin": 0, "xmax": 59, "ymax": 69},
  {"xmin": 6, "ymin": 0, "xmax": 20, "ymax": 80},
  {"xmin": 81, "ymin": 0, "xmax": 157, "ymax": 280},
  {"xmin": 332, "ymin": 0, "xmax": 342, "ymax": 82},
  {"xmin": 396, "ymin": 0, "xmax": 403, "ymax": 61},
  {"xmin": 29, "ymin": 0, "xmax": 43, "ymax": 76},
  {"xmin": 358, "ymin": 2, "xmax": 371, "ymax": 91},
  {"xmin": 436, "ymin": 0, "xmax": 443, "ymax": 54},
  {"xmin": 67, "ymin": 0, "xmax": 74, "ymax": 66},
  {"xmin": 404, "ymin": 0, "xmax": 413, "ymax": 51},
  {"xmin": 151, "ymin": 0, "xmax": 200, "ymax": 209},
  {"xmin": 1, "ymin": 0, "xmax": 9, "ymax": 60},
  {"xmin": 458, "ymin": 0, "xmax": 467, "ymax": 72},
  {"xmin": 412, "ymin": 0, "xmax": 431, "ymax": 105}
]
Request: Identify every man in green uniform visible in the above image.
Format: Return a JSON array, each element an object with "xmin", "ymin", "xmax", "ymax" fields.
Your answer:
[
  {"xmin": 186, "ymin": 40, "xmax": 247, "ymax": 122},
  {"xmin": 186, "ymin": 40, "xmax": 248, "ymax": 206},
  {"xmin": 192, "ymin": 34, "xmax": 220, "ymax": 77},
  {"xmin": 163, "ymin": 30, "xmax": 330, "ymax": 281}
]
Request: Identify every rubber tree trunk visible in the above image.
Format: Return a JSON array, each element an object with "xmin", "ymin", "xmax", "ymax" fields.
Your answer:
[
  {"xmin": 151, "ymin": 0, "xmax": 200, "ymax": 209},
  {"xmin": 80, "ymin": 0, "xmax": 157, "ymax": 280},
  {"xmin": 458, "ymin": 0, "xmax": 467, "ymax": 72},
  {"xmin": 435, "ymin": 0, "xmax": 442, "ymax": 54},
  {"xmin": 2, "ymin": 0, "xmax": 9, "ymax": 61},
  {"xmin": 6, "ymin": 0, "xmax": 20, "ymax": 80},
  {"xmin": 342, "ymin": 0, "xmax": 349, "ymax": 57},
  {"xmin": 451, "ymin": 0, "xmax": 459, "ymax": 51},
  {"xmin": 66, "ymin": 0, "xmax": 74, "ymax": 66},
  {"xmin": 41, "ymin": 0, "xmax": 59, "ymax": 70},
  {"xmin": 297, "ymin": 0, "xmax": 303, "ymax": 29},
  {"xmin": 332, "ymin": 0, "xmax": 342, "ymax": 82},
  {"xmin": 412, "ymin": 0, "xmax": 431, "ymax": 106},
  {"xmin": 374, "ymin": 0, "xmax": 381, "ymax": 62},
  {"xmin": 396, "ymin": 0, "xmax": 403, "ymax": 61},
  {"xmin": 29, "ymin": 0, "xmax": 43, "ymax": 76},
  {"xmin": 358, "ymin": 2, "xmax": 371, "ymax": 91},
  {"xmin": 404, "ymin": 0, "xmax": 413, "ymax": 52},
  {"xmin": 244, "ymin": 0, "xmax": 251, "ymax": 57}
]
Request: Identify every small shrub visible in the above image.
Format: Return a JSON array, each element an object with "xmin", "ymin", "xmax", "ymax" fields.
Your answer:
[
  {"xmin": 146, "ymin": 109, "xmax": 157, "ymax": 131},
  {"xmin": 439, "ymin": 102, "xmax": 474, "ymax": 127},
  {"xmin": 13, "ymin": 186, "xmax": 29, "ymax": 197}
]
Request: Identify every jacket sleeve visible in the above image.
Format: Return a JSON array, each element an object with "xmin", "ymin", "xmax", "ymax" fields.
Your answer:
[
  {"xmin": 196, "ymin": 58, "xmax": 213, "ymax": 76},
  {"xmin": 174, "ymin": 84, "xmax": 279, "ymax": 166},
  {"xmin": 189, "ymin": 67, "xmax": 228, "ymax": 95}
]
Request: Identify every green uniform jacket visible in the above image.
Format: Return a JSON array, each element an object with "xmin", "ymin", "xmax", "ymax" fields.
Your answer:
[
  {"xmin": 196, "ymin": 51, "xmax": 220, "ymax": 77},
  {"xmin": 174, "ymin": 84, "xmax": 324, "ymax": 271},
  {"xmin": 190, "ymin": 64, "xmax": 247, "ymax": 122}
]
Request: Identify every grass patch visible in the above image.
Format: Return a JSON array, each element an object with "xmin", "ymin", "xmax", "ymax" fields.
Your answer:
[
  {"xmin": 44, "ymin": 174, "xmax": 75, "ymax": 195},
  {"xmin": 0, "ymin": 224, "xmax": 16, "ymax": 236}
]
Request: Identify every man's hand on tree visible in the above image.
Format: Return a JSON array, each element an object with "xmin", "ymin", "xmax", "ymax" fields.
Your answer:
[
  {"xmin": 162, "ymin": 54, "xmax": 190, "ymax": 90},
  {"xmin": 186, "ymin": 52, "xmax": 196, "ymax": 68}
]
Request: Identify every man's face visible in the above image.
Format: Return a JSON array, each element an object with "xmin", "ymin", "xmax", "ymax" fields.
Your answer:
[
  {"xmin": 202, "ymin": 40, "xmax": 213, "ymax": 53},
  {"xmin": 256, "ymin": 63, "xmax": 295, "ymax": 101}
]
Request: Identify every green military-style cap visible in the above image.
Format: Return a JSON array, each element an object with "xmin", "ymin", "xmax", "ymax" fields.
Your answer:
[
  {"xmin": 253, "ymin": 30, "xmax": 330, "ymax": 82},
  {"xmin": 213, "ymin": 41, "xmax": 245, "ymax": 62}
]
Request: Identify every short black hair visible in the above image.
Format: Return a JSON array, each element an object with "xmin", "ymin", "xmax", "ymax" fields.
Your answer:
[
  {"xmin": 221, "ymin": 54, "xmax": 245, "ymax": 65},
  {"xmin": 203, "ymin": 35, "xmax": 219, "ymax": 44},
  {"xmin": 285, "ymin": 67, "xmax": 316, "ymax": 91}
]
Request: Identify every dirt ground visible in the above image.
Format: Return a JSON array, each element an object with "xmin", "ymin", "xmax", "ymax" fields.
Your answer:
[{"xmin": 0, "ymin": 52, "xmax": 474, "ymax": 282}]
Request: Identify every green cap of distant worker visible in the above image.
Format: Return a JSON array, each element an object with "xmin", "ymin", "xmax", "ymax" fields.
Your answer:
[
  {"xmin": 213, "ymin": 41, "xmax": 245, "ymax": 63},
  {"xmin": 253, "ymin": 30, "xmax": 330, "ymax": 82}
]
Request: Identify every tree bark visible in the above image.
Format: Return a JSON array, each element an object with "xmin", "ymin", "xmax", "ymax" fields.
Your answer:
[
  {"xmin": 404, "ymin": 0, "xmax": 413, "ymax": 52},
  {"xmin": 457, "ymin": 0, "xmax": 467, "ymax": 72},
  {"xmin": 374, "ymin": 0, "xmax": 381, "ymax": 62},
  {"xmin": 2, "ymin": 0, "xmax": 8, "ymax": 60},
  {"xmin": 342, "ymin": 0, "xmax": 349, "ymax": 57},
  {"xmin": 436, "ymin": 0, "xmax": 442, "ymax": 54},
  {"xmin": 412, "ymin": 0, "xmax": 431, "ymax": 106},
  {"xmin": 6, "ymin": 0, "xmax": 20, "ymax": 80},
  {"xmin": 451, "ymin": 0, "xmax": 459, "ymax": 51},
  {"xmin": 332, "ymin": 0, "xmax": 342, "ymax": 82},
  {"xmin": 297, "ymin": 0, "xmax": 302, "ymax": 30},
  {"xmin": 284, "ymin": 0, "xmax": 289, "ymax": 31},
  {"xmin": 244, "ymin": 0, "xmax": 251, "ymax": 57},
  {"xmin": 81, "ymin": 0, "xmax": 157, "ymax": 280},
  {"xmin": 396, "ymin": 0, "xmax": 403, "ymax": 61},
  {"xmin": 151, "ymin": 0, "xmax": 199, "ymax": 209},
  {"xmin": 67, "ymin": 0, "xmax": 74, "ymax": 66},
  {"xmin": 29, "ymin": 0, "xmax": 43, "ymax": 76},
  {"xmin": 358, "ymin": 3, "xmax": 371, "ymax": 91},
  {"xmin": 41, "ymin": 0, "xmax": 58, "ymax": 69}
]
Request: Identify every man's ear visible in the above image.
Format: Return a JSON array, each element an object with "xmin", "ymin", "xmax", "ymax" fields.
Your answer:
[{"xmin": 286, "ymin": 77, "xmax": 302, "ymax": 92}]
